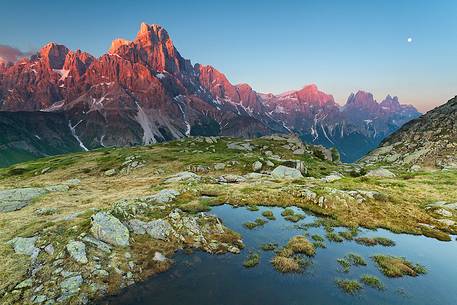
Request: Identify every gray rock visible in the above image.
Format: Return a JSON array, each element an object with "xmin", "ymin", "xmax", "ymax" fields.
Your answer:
[
  {"xmin": 145, "ymin": 219, "xmax": 174, "ymax": 240},
  {"xmin": 128, "ymin": 219, "xmax": 148, "ymax": 235},
  {"xmin": 152, "ymin": 251, "xmax": 167, "ymax": 262},
  {"xmin": 164, "ymin": 172, "xmax": 200, "ymax": 183},
  {"xmin": 214, "ymin": 163, "xmax": 226, "ymax": 170},
  {"xmin": 15, "ymin": 278, "xmax": 33, "ymax": 289},
  {"xmin": 44, "ymin": 244, "xmax": 55, "ymax": 256},
  {"xmin": 31, "ymin": 295, "xmax": 47, "ymax": 304},
  {"xmin": 265, "ymin": 160, "xmax": 275, "ymax": 167},
  {"xmin": 66, "ymin": 240, "xmax": 88, "ymax": 264},
  {"xmin": 435, "ymin": 208, "xmax": 452, "ymax": 217},
  {"xmin": 321, "ymin": 173, "xmax": 343, "ymax": 183},
  {"xmin": 295, "ymin": 160, "xmax": 307, "ymax": 174},
  {"xmin": 244, "ymin": 173, "xmax": 266, "ymax": 180},
  {"xmin": 365, "ymin": 168, "xmax": 396, "ymax": 178},
  {"xmin": 60, "ymin": 275, "xmax": 83, "ymax": 296},
  {"xmin": 252, "ymin": 161, "xmax": 262, "ymax": 172},
  {"xmin": 271, "ymin": 166, "xmax": 303, "ymax": 179},
  {"xmin": 63, "ymin": 179, "xmax": 81, "ymax": 186},
  {"xmin": 0, "ymin": 188, "xmax": 48, "ymax": 212},
  {"xmin": 104, "ymin": 169, "xmax": 117, "ymax": 177},
  {"xmin": 293, "ymin": 148, "xmax": 305, "ymax": 155},
  {"xmin": 90, "ymin": 212, "xmax": 130, "ymax": 247},
  {"xmin": 7, "ymin": 236, "xmax": 39, "ymax": 256},
  {"xmin": 437, "ymin": 219, "xmax": 456, "ymax": 226},
  {"xmin": 218, "ymin": 175, "xmax": 246, "ymax": 183},
  {"xmin": 227, "ymin": 142, "xmax": 253, "ymax": 151},
  {"xmin": 34, "ymin": 207, "xmax": 57, "ymax": 216},
  {"xmin": 145, "ymin": 189, "xmax": 180, "ymax": 204},
  {"xmin": 129, "ymin": 219, "xmax": 146, "ymax": 235}
]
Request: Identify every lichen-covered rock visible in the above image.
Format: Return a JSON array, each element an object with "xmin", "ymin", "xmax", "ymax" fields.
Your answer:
[
  {"xmin": 252, "ymin": 161, "xmax": 262, "ymax": 172},
  {"xmin": 321, "ymin": 173, "xmax": 343, "ymax": 183},
  {"xmin": 90, "ymin": 212, "xmax": 129, "ymax": 247},
  {"xmin": 60, "ymin": 274, "xmax": 83, "ymax": 297},
  {"xmin": 214, "ymin": 163, "xmax": 225, "ymax": 170},
  {"xmin": 164, "ymin": 172, "xmax": 200, "ymax": 183},
  {"xmin": 145, "ymin": 189, "xmax": 180, "ymax": 204},
  {"xmin": 66, "ymin": 240, "xmax": 88, "ymax": 264},
  {"xmin": 145, "ymin": 219, "xmax": 174, "ymax": 240},
  {"xmin": 271, "ymin": 166, "xmax": 303, "ymax": 179},
  {"xmin": 7, "ymin": 236, "xmax": 39, "ymax": 256},
  {"xmin": 152, "ymin": 251, "xmax": 167, "ymax": 262},
  {"xmin": 218, "ymin": 175, "xmax": 246, "ymax": 183},
  {"xmin": 0, "ymin": 188, "xmax": 47, "ymax": 212},
  {"xmin": 365, "ymin": 168, "xmax": 396, "ymax": 178}
]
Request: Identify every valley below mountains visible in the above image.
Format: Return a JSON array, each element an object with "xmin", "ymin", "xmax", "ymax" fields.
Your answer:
[{"xmin": 0, "ymin": 23, "xmax": 420, "ymax": 166}]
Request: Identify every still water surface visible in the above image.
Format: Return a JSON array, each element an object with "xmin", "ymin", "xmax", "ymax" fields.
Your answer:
[{"xmin": 102, "ymin": 205, "xmax": 457, "ymax": 305}]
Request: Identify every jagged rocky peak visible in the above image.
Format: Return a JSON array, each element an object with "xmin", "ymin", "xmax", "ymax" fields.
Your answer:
[
  {"xmin": 294, "ymin": 84, "xmax": 335, "ymax": 105},
  {"xmin": 39, "ymin": 42, "xmax": 70, "ymax": 70},
  {"xmin": 109, "ymin": 38, "xmax": 132, "ymax": 54},
  {"xmin": 109, "ymin": 22, "xmax": 191, "ymax": 75},
  {"xmin": 196, "ymin": 64, "xmax": 237, "ymax": 98}
]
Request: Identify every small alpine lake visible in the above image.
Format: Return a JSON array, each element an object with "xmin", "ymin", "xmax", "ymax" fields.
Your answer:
[{"xmin": 101, "ymin": 205, "xmax": 457, "ymax": 305}]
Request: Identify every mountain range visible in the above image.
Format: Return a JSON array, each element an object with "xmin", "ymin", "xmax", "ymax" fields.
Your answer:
[{"xmin": 0, "ymin": 23, "xmax": 420, "ymax": 166}]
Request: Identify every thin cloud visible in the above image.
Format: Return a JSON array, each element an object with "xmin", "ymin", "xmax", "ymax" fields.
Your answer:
[{"xmin": 0, "ymin": 44, "xmax": 34, "ymax": 64}]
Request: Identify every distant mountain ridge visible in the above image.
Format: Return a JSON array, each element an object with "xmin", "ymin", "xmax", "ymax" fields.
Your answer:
[{"xmin": 0, "ymin": 23, "xmax": 420, "ymax": 166}]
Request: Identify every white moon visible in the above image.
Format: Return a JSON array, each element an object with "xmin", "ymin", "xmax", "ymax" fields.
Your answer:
[{"xmin": 407, "ymin": 37, "xmax": 413, "ymax": 43}]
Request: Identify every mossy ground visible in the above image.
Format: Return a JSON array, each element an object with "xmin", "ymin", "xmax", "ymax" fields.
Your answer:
[
  {"xmin": 360, "ymin": 274, "xmax": 384, "ymax": 290},
  {"xmin": 0, "ymin": 135, "xmax": 454, "ymax": 300},
  {"xmin": 371, "ymin": 255, "xmax": 427, "ymax": 278},
  {"xmin": 335, "ymin": 279, "xmax": 363, "ymax": 295}
]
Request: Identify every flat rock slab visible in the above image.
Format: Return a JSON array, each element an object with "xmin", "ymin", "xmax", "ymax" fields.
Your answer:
[
  {"xmin": 7, "ymin": 236, "xmax": 39, "ymax": 256},
  {"xmin": 0, "ymin": 188, "xmax": 48, "ymax": 212},
  {"xmin": 90, "ymin": 212, "xmax": 130, "ymax": 247}
]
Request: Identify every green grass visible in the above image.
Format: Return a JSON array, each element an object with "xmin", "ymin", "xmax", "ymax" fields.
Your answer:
[
  {"xmin": 335, "ymin": 279, "xmax": 363, "ymax": 295},
  {"xmin": 360, "ymin": 274, "xmax": 384, "ymax": 290},
  {"xmin": 311, "ymin": 234, "xmax": 325, "ymax": 242},
  {"xmin": 243, "ymin": 218, "xmax": 268, "ymax": 230},
  {"xmin": 261, "ymin": 243, "xmax": 277, "ymax": 251},
  {"xmin": 262, "ymin": 210, "xmax": 276, "ymax": 220},
  {"xmin": 371, "ymin": 255, "xmax": 427, "ymax": 278},
  {"xmin": 243, "ymin": 252, "xmax": 260, "ymax": 268},
  {"xmin": 337, "ymin": 258, "xmax": 351, "ymax": 273},
  {"xmin": 354, "ymin": 237, "xmax": 396, "ymax": 247},
  {"xmin": 327, "ymin": 231, "xmax": 344, "ymax": 242}
]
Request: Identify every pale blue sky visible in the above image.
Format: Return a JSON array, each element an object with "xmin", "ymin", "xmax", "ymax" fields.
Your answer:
[{"xmin": 1, "ymin": 0, "xmax": 456, "ymax": 111}]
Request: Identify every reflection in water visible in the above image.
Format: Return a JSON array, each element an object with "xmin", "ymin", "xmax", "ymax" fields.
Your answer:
[{"xmin": 100, "ymin": 205, "xmax": 457, "ymax": 305}]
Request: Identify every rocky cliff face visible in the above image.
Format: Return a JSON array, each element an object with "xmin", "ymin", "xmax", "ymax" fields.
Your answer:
[
  {"xmin": 0, "ymin": 23, "xmax": 420, "ymax": 166},
  {"xmin": 364, "ymin": 96, "xmax": 457, "ymax": 169}
]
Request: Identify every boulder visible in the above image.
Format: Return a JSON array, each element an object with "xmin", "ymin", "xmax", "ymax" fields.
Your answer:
[
  {"xmin": 0, "ymin": 188, "xmax": 47, "ymax": 212},
  {"xmin": 60, "ymin": 275, "xmax": 83, "ymax": 296},
  {"xmin": 145, "ymin": 189, "xmax": 180, "ymax": 204},
  {"xmin": 165, "ymin": 172, "xmax": 200, "ymax": 183},
  {"xmin": 320, "ymin": 173, "xmax": 343, "ymax": 183},
  {"xmin": 82, "ymin": 236, "xmax": 112, "ymax": 253},
  {"xmin": 227, "ymin": 142, "xmax": 253, "ymax": 151},
  {"xmin": 252, "ymin": 161, "xmax": 262, "ymax": 172},
  {"xmin": 66, "ymin": 240, "xmax": 88, "ymax": 264},
  {"xmin": 104, "ymin": 169, "xmax": 117, "ymax": 177},
  {"xmin": 7, "ymin": 236, "xmax": 39, "ymax": 256},
  {"xmin": 145, "ymin": 219, "xmax": 174, "ymax": 240},
  {"xmin": 365, "ymin": 168, "xmax": 396, "ymax": 178},
  {"xmin": 214, "ymin": 163, "xmax": 226, "ymax": 170},
  {"xmin": 271, "ymin": 166, "xmax": 303, "ymax": 179},
  {"xmin": 218, "ymin": 175, "xmax": 246, "ymax": 183},
  {"xmin": 90, "ymin": 212, "xmax": 129, "ymax": 247},
  {"xmin": 152, "ymin": 251, "xmax": 167, "ymax": 262}
]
